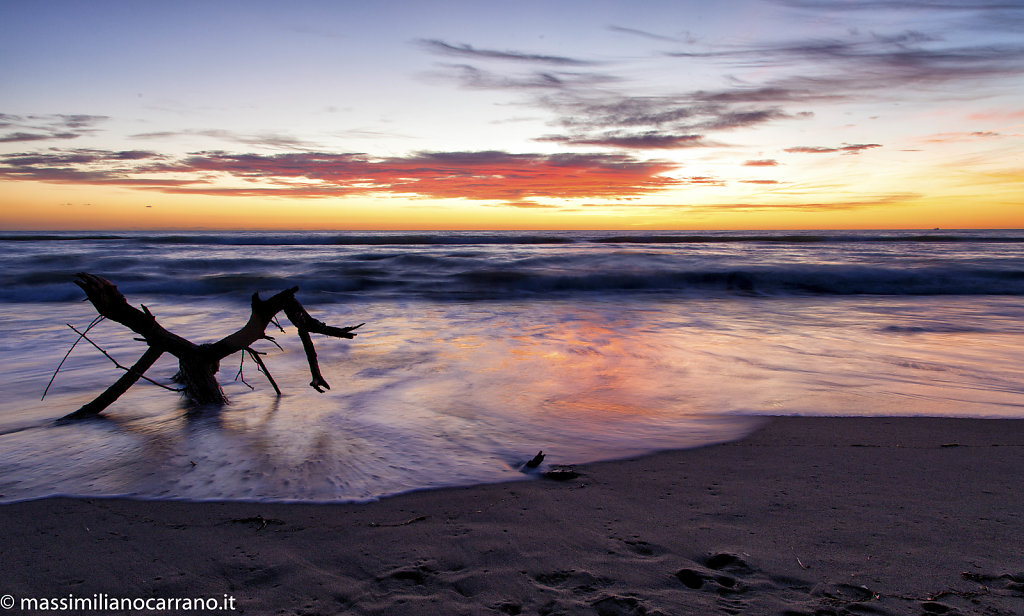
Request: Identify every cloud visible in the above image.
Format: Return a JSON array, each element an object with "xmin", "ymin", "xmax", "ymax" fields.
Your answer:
[
  {"xmin": 543, "ymin": 93, "xmax": 808, "ymax": 133},
  {"xmin": 419, "ymin": 37, "xmax": 832, "ymax": 154},
  {"xmin": 607, "ymin": 25, "xmax": 695, "ymax": 45},
  {"xmin": 490, "ymin": 200, "xmax": 560, "ymax": 209},
  {"xmin": 692, "ymin": 87, "xmax": 836, "ymax": 105},
  {"xmin": 744, "ymin": 159, "xmax": 780, "ymax": 166},
  {"xmin": 419, "ymin": 35, "xmax": 822, "ymax": 147},
  {"xmin": 0, "ymin": 148, "xmax": 184, "ymax": 187},
  {"xmin": 740, "ymin": 179, "xmax": 781, "ymax": 184},
  {"xmin": 967, "ymin": 109, "xmax": 1024, "ymax": 122},
  {"xmin": 534, "ymin": 93, "xmax": 812, "ymax": 152},
  {"xmin": 1, "ymin": 149, "xmax": 161, "ymax": 166},
  {"xmin": 429, "ymin": 63, "xmax": 619, "ymax": 91},
  {"xmin": 692, "ymin": 192, "xmax": 920, "ymax": 212},
  {"xmin": 681, "ymin": 176, "xmax": 726, "ymax": 186},
  {"xmin": 785, "ymin": 143, "xmax": 882, "ymax": 154},
  {"xmin": 130, "ymin": 129, "xmax": 320, "ymax": 150},
  {"xmin": 0, "ymin": 131, "xmax": 80, "ymax": 143},
  {"xmin": 537, "ymin": 132, "xmax": 716, "ymax": 149},
  {"xmin": 771, "ymin": 1, "xmax": 1024, "ymax": 32},
  {"xmin": 420, "ymin": 39, "xmax": 619, "ymax": 95},
  {"xmin": 418, "ymin": 39, "xmax": 598, "ymax": 66},
  {"xmin": 0, "ymin": 113, "xmax": 109, "ymax": 143},
  {"xmin": 55, "ymin": 114, "xmax": 110, "ymax": 129},
  {"xmin": 667, "ymin": 34, "xmax": 1024, "ymax": 90},
  {"xmin": 784, "ymin": 146, "xmax": 835, "ymax": 154},
  {"xmin": 414, "ymin": 5, "xmax": 1024, "ymax": 169},
  {"xmin": 0, "ymin": 148, "xmax": 681, "ymax": 203},
  {"xmin": 920, "ymin": 131, "xmax": 1008, "ymax": 143},
  {"xmin": 0, "ymin": 165, "xmax": 191, "ymax": 186},
  {"xmin": 774, "ymin": 1, "xmax": 1019, "ymax": 8}
]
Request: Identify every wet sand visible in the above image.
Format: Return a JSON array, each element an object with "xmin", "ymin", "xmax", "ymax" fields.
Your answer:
[{"xmin": 3, "ymin": 416, "xmax": 1023, "ymax": 615}]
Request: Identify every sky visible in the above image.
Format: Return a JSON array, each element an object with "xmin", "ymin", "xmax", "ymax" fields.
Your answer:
[{"xmin": 1, "ymin": 0, "xmax": 1022, "ymax": 230}]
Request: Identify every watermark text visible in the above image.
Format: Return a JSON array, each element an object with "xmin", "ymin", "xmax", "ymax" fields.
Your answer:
[{"xmin": 2, "ymin": 593, "xmax": 236, "ymax": 612}]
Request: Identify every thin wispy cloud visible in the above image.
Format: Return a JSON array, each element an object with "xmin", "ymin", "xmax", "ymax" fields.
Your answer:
[
  {"xmin": 691, "ymin": 192, "xmax": 920, "ymax": 212},
  {"xmin": 967, "ymin": 109, "xmax": 1024, "ymax": 122},
  {"xmin": 433, "ymin": 63, "xmax": 618, "ymax": 91},
  {"xmin": 772, "ymin": 0, "xmax": 1024, "ymax": 32},
  {"xmin": 607, "ymin": 25, "xmax": 696, "ymax": 45},
  {"xmin": 418, "ymin": 39, "xmax": 599, "ymax": 66},
  {"xmin": 536, "ymin": 132, "xmax": 715, "ymax": 150},
  {"xmin": 920, "ymin": 130, "xmax": 1010, "ymax": 143},
  {"xmin": 667, "ymin": 35, "xmax": 1024, "ymax": 90},
  {"xmin": 785, "ymin": 143, "xmax": 882, "ymax": 155},
  {"xmin": 0, "ymin": 132, "xmax": 80, "ymax": 143},
  {"xmin": 535, "ymin": 94, "xmax": 810, "ymax": 153},
  {"xmin": 130, "ymin": 129, "xmax": 321, "ymax": 150},
  {"xmin": 422, "ymin": 37, "xmax": 830, "ymax": 155},
  {"xmin": 419, "ymin": 0, "xmax": 1024, "ymax": 165}
]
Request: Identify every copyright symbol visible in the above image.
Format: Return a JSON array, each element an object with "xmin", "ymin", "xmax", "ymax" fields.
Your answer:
[{"xmin": 1, "ymin": 594, "xmax": 14, "ymax": 609}]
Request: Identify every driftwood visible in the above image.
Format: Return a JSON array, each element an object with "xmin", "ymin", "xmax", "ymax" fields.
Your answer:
[{"xmin": 60, "ymin": 273, "xmax": 362, "ymax": 419}]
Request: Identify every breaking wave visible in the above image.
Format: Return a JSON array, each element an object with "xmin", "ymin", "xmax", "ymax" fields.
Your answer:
[{"xmin": 2, "ymin": 229, "xmax": 1022, "ymax": 302}]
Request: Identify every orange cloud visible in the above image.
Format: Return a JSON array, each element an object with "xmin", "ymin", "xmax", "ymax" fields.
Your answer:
[
  {"xmin": 920, "ymin": 131, "xmax": 1007, "ymax": 143},
  {"xmin": 0, "ymin": 149, "xmax": 681, "ymax": 204},
  {"xmin": 967, "ymin": 109, "xmax": 1024, "ymax": 122},
  {"xmin": 690, "ymin": 193, "xmax": 920, "ymax": 212}
]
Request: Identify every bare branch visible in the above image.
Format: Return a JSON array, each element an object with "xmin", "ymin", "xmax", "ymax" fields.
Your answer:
[
  {"xmin": 234, "ymin": 353, "xmax": 256, "ymax": 391},
  {"xmin": 283, "ymin": 298, "xmax": 363, "ymax": 393},
  {"xmin": 247, "ymin": 348, "xmax": 281, "ymax": 396},
  {"xmin": 42, "ymin": 315, "xmax": 104, "ymax": 401},
  {"xmin": 66, "ymin": 324, "xmax": 177, "ymax": 391},
  {"xmin": 73, "ymin": 273, "xmax": 195, "ymax": 357},
  {"xmin": 60, "ymin": 347, "xmax": 165, "ymax": 420},
  {"xmin": 204, "ymin": 287, "xmax": 301, "ymax": 361}
]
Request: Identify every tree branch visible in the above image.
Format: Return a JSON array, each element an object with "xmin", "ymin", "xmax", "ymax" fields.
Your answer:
[
  {"xmin": 204, "ymin": 287, "xmax": 301, "ymax": 361},
  {"xmin": 246, "ymin": 348, "xmax": 281, "ymax": 396},
  {"xmin": 60, "ymin": 346, "xmax": 165, "ymax": 420},
  {"xmin": 73, "ymin": 273, "xmax": 195, "ymax": 357},
  {"xmin": 66, "ymin": 324, "xmax": 177, "ymax": 391},
  {"xmin": 42, "ymin": 315, "xmax": 104, "ymax": 401},
  {"xmin": 283, "ymin": 299, "xmax": 363, "ymax": 393}
]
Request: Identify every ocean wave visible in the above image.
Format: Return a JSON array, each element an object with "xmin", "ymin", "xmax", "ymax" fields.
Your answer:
[
  {"xmin": 3, "ymin": 230, "xmax": 1023, "ymax": 302},
  {"xmin": 4, "ymin": 264, "xmax": 1023, "ymax": 303},
  {"xmin": 591, "ymin": 233, "xmax": 1024, "ymax": 244},
  {"xmin": 3, "ymin": 230, "xmax": 1024, "ymax": 246}
]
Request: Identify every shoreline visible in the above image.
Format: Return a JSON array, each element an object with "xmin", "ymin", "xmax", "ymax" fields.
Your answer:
[{"xmin": 4, "ymin": 416, "xmax": 1023, "ymax": 615}]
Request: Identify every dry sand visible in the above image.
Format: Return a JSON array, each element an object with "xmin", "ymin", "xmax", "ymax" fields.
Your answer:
[{"xmin": 3, "ymin": 416, "xmax": 1023, "ymax": 615}]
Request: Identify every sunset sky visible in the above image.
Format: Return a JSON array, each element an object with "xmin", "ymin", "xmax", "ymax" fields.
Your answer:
[{"xmin": 1, "ymin": 0, "xmax": 1022, "ymax": 230}]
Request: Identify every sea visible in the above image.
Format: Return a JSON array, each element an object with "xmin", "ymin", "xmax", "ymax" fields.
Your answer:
[{"xmin": 2, "ymin": 229, "xmax": 1024, "ymax": 503}]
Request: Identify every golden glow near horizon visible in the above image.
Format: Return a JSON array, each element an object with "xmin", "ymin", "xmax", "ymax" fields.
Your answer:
[{"xmin": 1, "ymin": 1, "xmax": 1022, "ymax": 230}]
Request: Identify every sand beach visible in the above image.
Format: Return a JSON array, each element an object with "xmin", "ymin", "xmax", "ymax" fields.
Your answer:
[{"xmin": 3, "ymin": 416, "xmax": 1022, "ymax": 615}]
